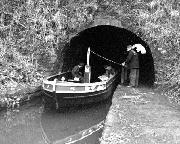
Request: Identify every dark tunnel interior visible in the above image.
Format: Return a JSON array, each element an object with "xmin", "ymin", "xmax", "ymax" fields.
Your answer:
[{"xmin": 61, "ymin": 25, "xmax": 155, "ymax": 87}]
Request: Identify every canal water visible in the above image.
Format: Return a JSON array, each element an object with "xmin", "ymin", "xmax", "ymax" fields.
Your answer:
[{"xmin": 0, "ymin": 95, "xmax": 112, "ymax": 144}]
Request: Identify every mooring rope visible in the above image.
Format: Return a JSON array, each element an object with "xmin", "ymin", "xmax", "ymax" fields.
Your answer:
[{"xmin": 90, "ymin": 50, "xmax": 123, "ymax": 66}]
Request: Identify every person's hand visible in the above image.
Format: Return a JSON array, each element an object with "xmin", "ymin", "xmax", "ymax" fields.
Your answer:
[{"xmin": 121, "ymin": 62, "xmax": 125, "ymax": 66}]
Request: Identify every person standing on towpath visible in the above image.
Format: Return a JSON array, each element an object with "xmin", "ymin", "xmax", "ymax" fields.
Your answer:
[{"xmin": 122, "ymin": 45, "xmax": 139, "ymax": 88}]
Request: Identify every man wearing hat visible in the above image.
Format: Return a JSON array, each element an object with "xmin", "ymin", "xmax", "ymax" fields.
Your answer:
[
  {"xmin": 122, "ymin": 45, "xmax": 139, "ymax": 87},
  {"xmin": 72, "ymin": 63, "xmax": 85, "ymax": 82},
  {"xmin": 104, "ymin": 65, "xmax": 115, "ymax": 78}
]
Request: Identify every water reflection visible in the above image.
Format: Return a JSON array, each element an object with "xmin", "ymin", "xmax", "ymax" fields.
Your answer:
[
  {"xmin": 41, "ymin": 99, "xmax": 112, "ymax": 144},
  {"xmin": 0, "ymin": 97, "xmax": 112, "ymax": 144}
]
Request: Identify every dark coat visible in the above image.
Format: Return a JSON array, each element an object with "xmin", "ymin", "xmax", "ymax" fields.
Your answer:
[
  {"xmin": 72, "ymin": 65, "xmax": 83, "ymax": 78},
  {"xmin": 125, "ymin": 49, "xmax": 139, "ymax": 69}
]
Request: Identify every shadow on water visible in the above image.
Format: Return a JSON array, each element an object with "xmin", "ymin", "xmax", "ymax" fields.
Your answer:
[
  {"xmin": 41, "ymin": 98, "xmax": 112, "ymax": 144},
  {"xmin": 0, "ymin": 93, "xmax": 112, "ymax": 144}
]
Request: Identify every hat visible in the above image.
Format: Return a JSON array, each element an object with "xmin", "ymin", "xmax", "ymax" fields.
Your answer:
[{"xmin": 132, "ymin": 44, "xmax": 146, "ymax": 54}]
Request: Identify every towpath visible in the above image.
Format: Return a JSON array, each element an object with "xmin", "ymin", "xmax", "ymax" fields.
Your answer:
[{"xmin": 100, "ymin": 85, "xmax": 180, "ymax": 144}]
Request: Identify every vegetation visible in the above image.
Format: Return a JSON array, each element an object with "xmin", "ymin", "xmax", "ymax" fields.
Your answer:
[
  {"xmin": 128, "ymin": 0, "xmax": 180, "ymax": 103},
  {"xmin": 0, "ymin": 0, "xmax": 96, "ymax": 106},
  {"xmin": 0, "ymin": 0, "xmax": 180, "ymax": 106},
  {"xmin": 96, "ymin": 0, "xmax": 180, "ymax": 103},
  {"xmin": 0, "ymin": 1, "xmax": 96, "ymax": 72}
]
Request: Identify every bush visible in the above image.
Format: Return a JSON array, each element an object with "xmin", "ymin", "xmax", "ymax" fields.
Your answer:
[{"xmin": 0, "ymin": 0, "xmax": 180, "ymax": 102}]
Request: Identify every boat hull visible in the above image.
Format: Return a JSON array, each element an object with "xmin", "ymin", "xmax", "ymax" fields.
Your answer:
[
  {"xmin": 43, "ymin": 84, "xmax": 113, "ymax": 108},
  {"xmin": 42, "ymin": 71, "xmax": 120, "ymax": 108}
]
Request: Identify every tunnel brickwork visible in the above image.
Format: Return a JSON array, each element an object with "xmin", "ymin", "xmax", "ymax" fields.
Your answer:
[{"xmin": 62, "ymin": 25, "xmax": 155, "ymax": 87}]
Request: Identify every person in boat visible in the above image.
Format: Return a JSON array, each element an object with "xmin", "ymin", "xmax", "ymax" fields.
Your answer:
[
  {"xmin": 104, "ymin": 65, "xmax": 115, "ymax": 78},
  {"xmin": 122, "ymin": 45, "xmax": 139, "ymax": 88},
  {"xmin": 71, "ymin": 63, "xmax": 85, "ymax": 82}
]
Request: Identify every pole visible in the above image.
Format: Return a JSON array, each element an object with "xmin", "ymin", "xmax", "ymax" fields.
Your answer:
[
  {"xmin": 87, "ymin": 47, "xmax": 90, "ymax": 66},
  {"xmin": 84, "ymin": 47, "xmax": 91, "ymax": 83}
]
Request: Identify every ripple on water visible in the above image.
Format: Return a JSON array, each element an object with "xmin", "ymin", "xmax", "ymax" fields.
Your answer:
[
  {"xmin": 0, "ymin": 96, "xmax": 112, "ymax": 144},
  {"xmin": 41, "ymin": 99, "xmax": 112, "ymax": 144}
]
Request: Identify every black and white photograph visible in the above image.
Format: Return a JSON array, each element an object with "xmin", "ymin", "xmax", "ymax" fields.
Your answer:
[{"xmin": 0, "ymin": 0, "xmax": 180, "ymax": 144}]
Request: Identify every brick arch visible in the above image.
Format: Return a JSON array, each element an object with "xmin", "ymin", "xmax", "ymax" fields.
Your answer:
[
  {"xmin": 68, "ymin": 15, "xmax": 122, "ymax": 40},
  {"xmin": 92, "ymin": 15, "xmax": 122, "ymax": 27}
]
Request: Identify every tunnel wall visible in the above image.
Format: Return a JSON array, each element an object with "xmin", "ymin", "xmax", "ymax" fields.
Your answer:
[{"xmin": 61, "ymin": 25, "xmax": 155, "ymax": 87}]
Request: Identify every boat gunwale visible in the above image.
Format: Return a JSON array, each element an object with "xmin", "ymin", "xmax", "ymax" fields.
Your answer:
[
  {"xmin": 42, "ymin": 71, "xmax": 119, "ymax": 93},
  {"xmin": 43, "ymin": 79, "xmax": 107, "ymax": 87},
  {"xmin": 42, "ymin": 71, "xmax": 116, "ymax": 87},
  {"xmin": 43, "ymin": 88, "xmax": 108, "ymax": 98}
]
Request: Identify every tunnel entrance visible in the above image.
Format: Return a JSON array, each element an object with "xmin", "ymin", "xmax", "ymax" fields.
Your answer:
[{"xmin": 61, "ymin": 25, "xmax": 155, "ymax": 87}]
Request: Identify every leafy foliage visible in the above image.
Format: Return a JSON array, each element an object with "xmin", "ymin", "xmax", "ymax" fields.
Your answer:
[
  {"xmin": 97, "ymin": 0, "xmax": 180, "ymax": 101},
  {"xmin": 0, "ymin": 0, "xmax": 180, "ymax": 104},
  {"xmin": 131, "ymin": 0, "xmax": 180, "ymax": 101},
  {"xmin": 0, "ymin": 0, "xmax": 97, "ymax": 101}
]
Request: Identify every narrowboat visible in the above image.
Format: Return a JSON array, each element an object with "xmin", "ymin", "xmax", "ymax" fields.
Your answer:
[{"xmin": 42, "ymin": 48, "xmax": 121, "ymax": 109}]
